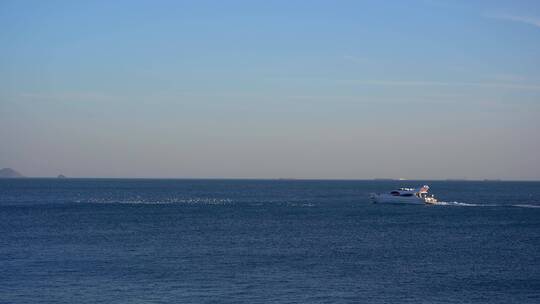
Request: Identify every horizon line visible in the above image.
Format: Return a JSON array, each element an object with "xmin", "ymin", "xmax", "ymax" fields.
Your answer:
[{"xmin": 2, "ymin": 176, "xmax": 539, "ymax": 182}]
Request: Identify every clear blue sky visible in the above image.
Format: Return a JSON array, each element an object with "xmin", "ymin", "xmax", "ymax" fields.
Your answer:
[{"xmin": 1, "ymin": 0, "xmax": 539, "ymax": 179}]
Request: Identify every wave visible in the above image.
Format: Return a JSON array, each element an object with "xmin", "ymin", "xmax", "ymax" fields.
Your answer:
[
  {"xmin": 512, "ymin": 204, "xmax": 540, "ymax": 208},
  {"xmin": 286, "ymin": 202, "xmax": 315, "ymax": 207},
  {"xmin": 435, "ymin": 201, "xmax": 540, "ymax": 208},
  {"xmin": 434, "ymin": 201, "xmax": 481, "ymax": 207},
  {"xmin": 73, "ymin": 198, "xmax": 315, "ymax": 207},
  {"xmin": 73, "ymin": 197, "xmax": 233, "ymax": 205}
]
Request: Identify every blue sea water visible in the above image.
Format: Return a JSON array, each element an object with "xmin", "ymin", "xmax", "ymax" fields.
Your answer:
[{"xmin": 1, "ymin": 179, "xmax": 539, "ymax": 303}]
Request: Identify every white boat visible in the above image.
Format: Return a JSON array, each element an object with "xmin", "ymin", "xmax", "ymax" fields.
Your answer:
[{"xmin": 370, "ymin": 185, "xmax": 437, "ymax": 205}]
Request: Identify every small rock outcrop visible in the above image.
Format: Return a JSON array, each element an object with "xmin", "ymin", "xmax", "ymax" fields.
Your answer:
[{"xmin": 0, "ymin": 168, "xmax": 25, "ymax": 178}]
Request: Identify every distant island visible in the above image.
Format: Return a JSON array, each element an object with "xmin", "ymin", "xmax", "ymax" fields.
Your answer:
[
  {"xmin": 0, "ymin": 168, "xmax": 25, "ymax": 178},
  {"xmin": 57, "ymin": 174, "xmax": 67, "ymax": 179}
]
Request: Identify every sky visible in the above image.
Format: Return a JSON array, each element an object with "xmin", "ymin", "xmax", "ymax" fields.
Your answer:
[{"xmin": 1, "ymin": 0, "xmax": 540, "ymax": 179}]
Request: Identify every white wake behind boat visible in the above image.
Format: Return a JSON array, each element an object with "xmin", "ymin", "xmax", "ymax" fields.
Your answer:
[{"xmin": 370, "ymin": 185, "xmax": 437, "ymax": 205}]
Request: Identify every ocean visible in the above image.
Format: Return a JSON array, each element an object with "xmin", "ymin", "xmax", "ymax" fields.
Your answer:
[{"xmin": 1, "ymin": 179, "xmax": 539, "ymax": 303}]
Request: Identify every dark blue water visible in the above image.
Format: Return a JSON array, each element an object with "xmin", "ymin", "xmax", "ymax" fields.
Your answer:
[{"xmin": 1, "ymin": 179, "xmax": 539, "ymax": 303}]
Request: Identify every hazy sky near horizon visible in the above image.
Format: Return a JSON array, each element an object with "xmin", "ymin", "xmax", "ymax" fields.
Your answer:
[{"xmin": 1, "ymin": 0, "xmax": 540, "ymax": 179}]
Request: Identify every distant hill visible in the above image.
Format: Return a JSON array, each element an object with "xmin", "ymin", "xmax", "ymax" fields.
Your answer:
[
  {"xmin": 0, "ymin": 168, "xmax": 25, "ymax": 178},
  {"xmin": 57, "ymin": 174, "xmax": 67, "ymax": 179}
]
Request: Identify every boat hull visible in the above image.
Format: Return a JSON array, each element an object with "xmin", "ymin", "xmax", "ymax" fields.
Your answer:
[{"xmin": 370, "ymin": 193, "xmax": 436, "ymax": 205}]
